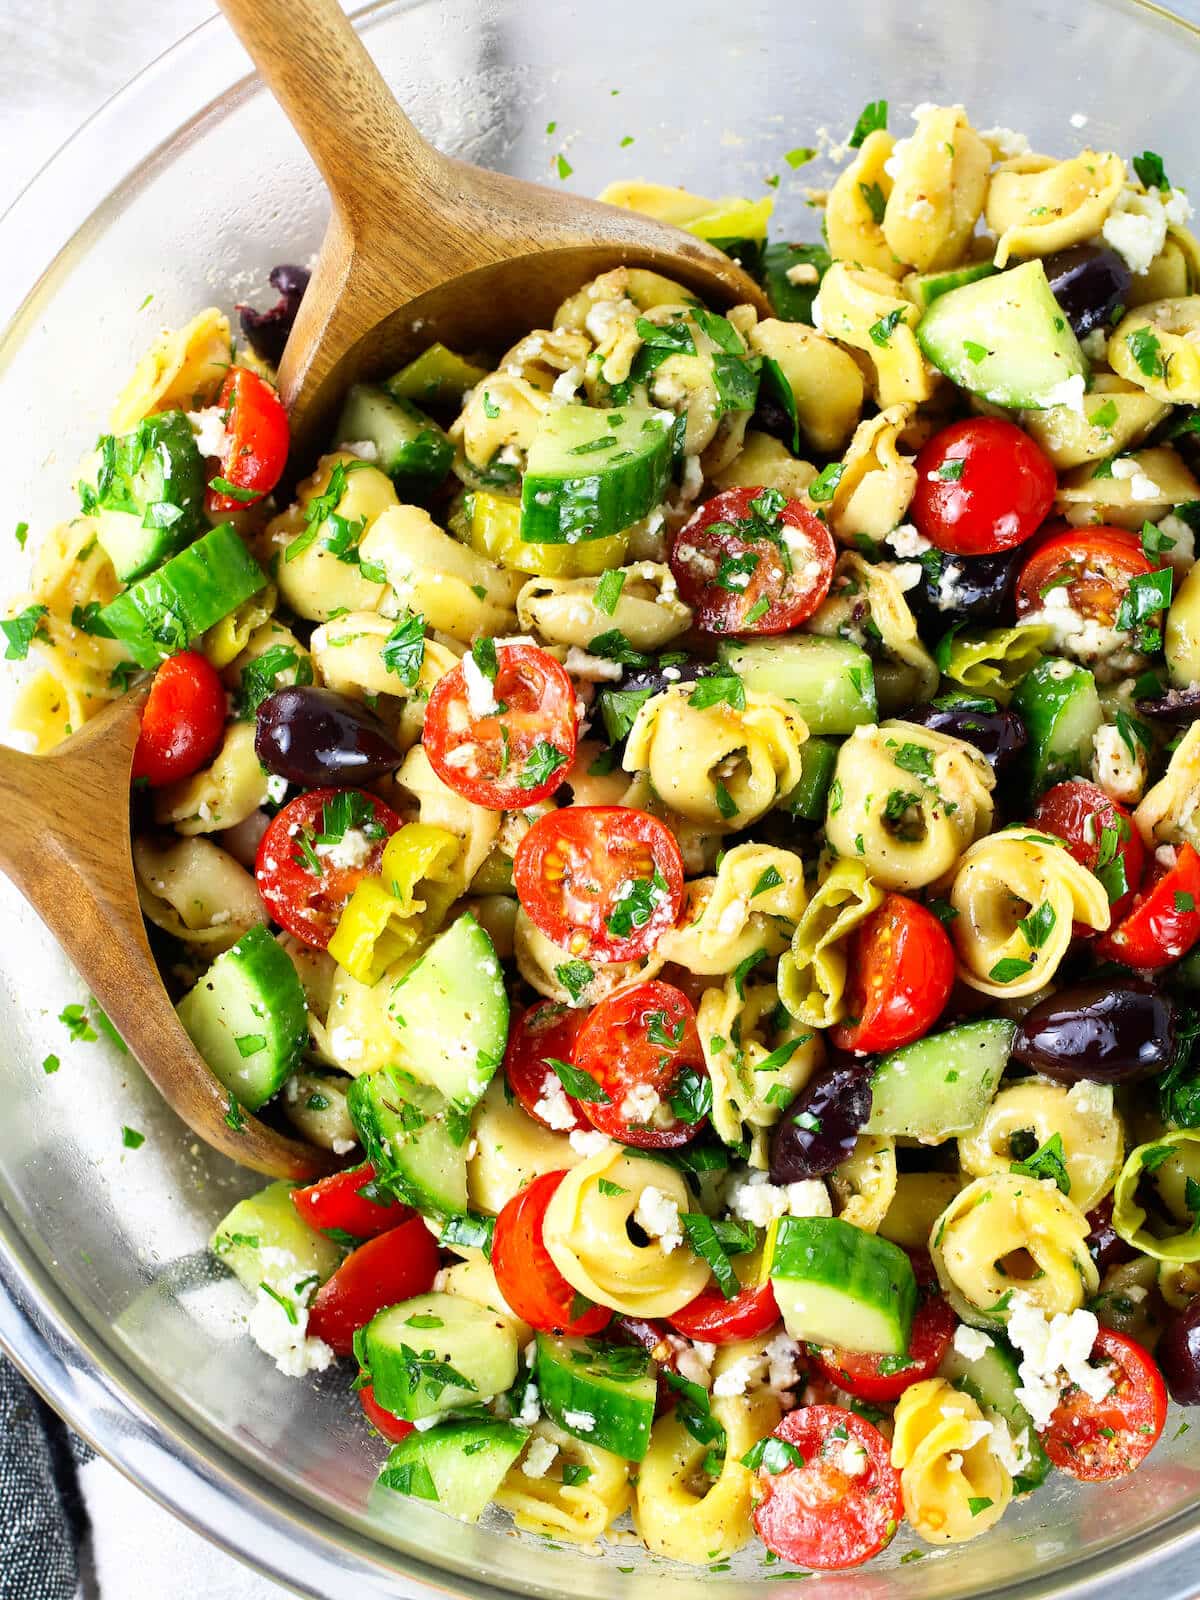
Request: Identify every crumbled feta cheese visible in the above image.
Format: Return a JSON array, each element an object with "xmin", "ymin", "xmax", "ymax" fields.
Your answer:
[
  {"xmin": 1069, "ymin": 112, "xmax": 1089, "ymax": 129},
  {"xmin": 563, "ymin": 1409, "xmax": 596, "ymax": 1432},
  {"xmin": 952, "ymin": 1325, "xmax": 994, "ymax": 1363},
  {"xmin": 315, "ymin": 828, "xmax": 374, "ymax": 871},
  {"xmin": 620, "ymin": 1082, "xmax": 662, "ymax": 1124},
  {"xmin": 634, "ymin": 1185, "xmax": 683, "ymax": 1253},
  {"xmin": 534, "ymin": 1071, "xmax": 577, "ymax": 1132},
  {"xmin": 1103, "ymin": 186, "xmax": 1172, "ymax": 275},
  {"xmin": 945, "ymin": 1452, "xmax": 964, "ymax": 1474},
  {"xmin": 187, "ymin": 405, "xmax": 230, "ymax": 459},
  {"xmin": 679, "ymin": 455, "xmax": 704, "ymax": 504},
  {"xmin": 989, "ymin": 1417, "xmax": 1034, "ymax": 1478},
  {"xmin": 1091, "ymin": 720, "xmax": 1147, "ymax": 804},
  {"xmin": 1156, "ymin": 843, "xmax": 1180, "ymax": 870},
  {"xmin": 550, "ymin": 365, "xmax": 585, "ymax": 404},
  {"xmin": 713, "ymin": 1355, "xmax": 762, "ymax": 1398},
  {"xmin": 1006, "ymin": 1294, "xmax": 1115, "ymax": 1431},
  {"xmin": 584, "ymin": 296, "xmax": 637, "ymax": 343},
  {"xmin": 725, "ymin": 1169, "xmax": 831, "ymax": 1226},
  {"xmin": 888, "ymin": 562, "xmax": 924, "ymax": 592},
  {"xmin": 887, "ymin": 523, "xmax": 932, "ymax": 558},
  {"xmin": 1040, "ymin": 373, "xmax": 1087, "ymax": 414},
  {"xmin": 980, "ymin": 126, "xmax": 1030, "ymax": 159},
  {"xmin": 1066, "ymin": 1079, "xmax": 1114, "ymax": 1120},
  {"xmin": 1155, "ymin": 514, "xmax": 1197, "ymax": 573},
  {"xmin": 568, "ymin": 1128, "xmax": 611, "ymax": 1158},
  {"xmin": 337, "ymin": 438, "xmax": 379, "ymax": 462},
  {"xmin": 247, "ymin": 1275, "xmax": 333, "ymax": 1378},
  {"xmin": 935, "ymin": 560, "xmax": 966, "ymax": 611},
  {"xmin": 906, "ymin": 198, "xmax": 936, "ymax": 222},
  {"xmin": 461, "ymin": 649, "xmax": 501, "ymax": 716},
  {"xmin": 563, "ymin": 645, "xmax": 624, "ymax": 683},
  {"xmin": 836, "ymin": 1440, "xmax": 869, "ymax": 1476},
  {"xmin": 521, "ymin": 1437, "xmax": 560, "ymax": 1479},
  {"xmin": 265, "ymin": 774, "xmax": 289, "ymax": 804},
  {"xmin": 785, "ymin": 261, "xmax": 820, "ymax": 286},
  {"xmin": 1080, "ymin": 328, "xmax": 1110, "ymax": 363},
  {"xmin": 716, "ymin": 896, "xmax": 748, "ymax": 937},
  {"xmin": 961, "ymin": 1419, "xmax": 995, "ymax": 1450},
  {"xmin": 330, "ymin": 1136, "xmax": 357, "ymax": 1155},
  {"xmin": 518, "ymin": 1382, "xmax": 541, "ymax": 1426},
  {"xmin": 328, "ymin": 1025, "xmax": 364, "ymax": 1061},
  {"xmin": 1019, "ymin": 584, "xmax": 1130, "ymax": 666},
  {"xmin": 765, "ymin": 1332, "xmax": 802, "ymax": 1394}
]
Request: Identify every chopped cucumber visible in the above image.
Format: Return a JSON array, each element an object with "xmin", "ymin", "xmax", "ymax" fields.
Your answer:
[
  {"xmin": 761, "ymin": 241, "xmax": 831, "ymax": 325},
  {"xmin": 177, "ymin": 926, "xmax": 307, "ymax": 1110},
  {"xmin": 387, "ymin": 913, "xmax": 508, "ymax": 1111},
  {"xmin": 355, "ymin": 1291, "xmax": 518, "ymax": 1420},
  {"xmin": 384, "ymin": 344, "xmax": 489, "ymax": 410},
  {"xmin": 347, "ymin": 1067, "xmax": 469, "ymax": 1216},
  {"xmin": 1011, "ymin": 657, "xmax": 1103, "ymax": 794},
  {"xmin": 520, "ymin": 404, "xmax": 673, "ymax": 544},
  {"xmin": 82, "ymin": 411, "xmax": 206, "ymax": 581},
  {"xmin": 939, "ymin": 1332, "xmax": 1051, "ymax": 1495},
  {"xmin": 717, "ymin": 635, "xmax": 877, "ymax": 734},
  {"xmin": 535, "ymin": 1333, "xmax": 658, "ymax": 1460},
  {"xmin": 866, "ymin": 1019, "xmax": 1015, "ymax": 1143},
  {"xmin": 98, "ymin": 522, "xmax": 267, "ymax": 667},
  {"xmin": 917, "ymin": 260, "xmax": 1087, "ymax": 409},
  {"xmin": 782, "ymin": 736, "xmax": 837, "ymax": 820},
  {"xmin": 210, "ymin": 1179, "xmax": 343, "ymax": 1293},
  {"xmin": 460, "ymin": 489, "xmax": 629, "ymax": 577},
  {"xmin": 906, "ymin": 260, "xmax": 997, "ymax": 312},
  {"xmin": 375, "ymin": 1418, "xmax": 528, "ymax": 1522},
  {"xmin": 335, "ymin": 383, "xmax": 452, "ymax": 489},
  {"xmin": 769, "ymin": 1216, "xmax": 917, "ymax": 1356}
]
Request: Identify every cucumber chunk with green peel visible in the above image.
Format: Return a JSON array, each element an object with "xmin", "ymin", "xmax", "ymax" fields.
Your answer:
[
  {"xmin": 387, "ymin": 913, "xmax": 508, "ymax": 1111},
  {"xmin": 98, "ymin": 521, "xmax": 267, "ymax": 667},
  {"xmin": 210, "ymin": 1179, "xmax": 343, "ymax": 1293},
  {"xmin": 783, "ymin": 736, "xmax": 838, "ymax": 820},
  {"xmin": 717, "ymin": 635, "xmax": 877, "ymax": 734},
  {"xmin": 917, "ymin": 260, "xmax": 1087, "ymax": 409},
  {"xmin": 374, "ymin": 1418, "xmax": 529, "ymax": 1522},
  {"xmin": 520, "ymin": 403, "xmax": 674, "ymax": 544},
  {"xmin": 347, "ymin": 1067, "xmax": 469, "ymax": 1215},
  {"xmin": 939, "ymin": 1332, "xmax": 1051, "ymax": 1494},
  {"xmin": 865, "ymin": 1019, "xmax": 1015, "ymax": 1143},
  {"xmin": 535, "ymin": 1333, "xmax": 658, "ymax": 1460},
  {"xmin": 769, "ymin": 1216, "xmax": 917, "ymax": 1356},
  {"xmin": 177, "ymin": 926, "xmax": 307, "ymax": 1109},
  {"xmin": 82, "ymin": 411, "xmax": 206, "ymax": 581},
  {"xmin": 906, "ymin": 260, "xmax": 998, "ymax": 312},
  {"xmin": 1011, "ymin": 657, "xmax": 1103, "ymax": 794},
  {"xmin": 384, "ymin": 344, "xmax": 489, "ymax": 410},
  {"xmin": 335, "ymin": 383, "xmax": 453, "ymax": 489},
  {"xmin": 355, "ymin": 1292, "xmax": 519, "ymax": 1421}
]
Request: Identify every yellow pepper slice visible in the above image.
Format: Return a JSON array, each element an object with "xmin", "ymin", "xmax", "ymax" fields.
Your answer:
[{"xmin": 328, "ymin": 823, "xmax": 461, "ymax": 984}]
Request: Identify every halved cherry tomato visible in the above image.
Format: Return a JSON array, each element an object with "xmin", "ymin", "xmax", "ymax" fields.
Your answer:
[
  {"xmin": 291, "ymin": 1163, "xmax": 410, "ymax": 1240},
  {"xmin": 358, "ymin": 1382, "xmax": 415, "ymax": 1444},
  {"xmin": 255, "ymin": 788, "xmax": 401, "ymax": 949},
  {"xmin": 130, "ymin": 651, "xmax": 226, "ymax": 787},
  {"xmin": 831, "ymin": 893, "xmax": 955, "ymax": 1055},
  {"xmin": 422, "ymin": 643, "xmax": 577, "ymax": 809},
  {"xmin": 1097, "ymin": 840, "xmax": 1200, "ymax": 969},
  {"xmin": 1032, "ymin": 780, "xmax": 1145, "ymax": 926},
  {"xmin": 752, "ymin": 1404, "xmax": 903, "ymax": 1570},
  {"xmin": 1042, "ymin": 1327, "xmax": 1167, "ymax": 1481},
  {"xmin": 513, "ymin": 805, "xmax": 685, "ymax": 963},
  {"xmin": 809, "ymin": 1294, "xmax": 956, "ymax": 1404},
  {"xmin": 308, "ymin": 1217, "xmax": 440, "ymax": 1356},
  {"xmin": 491, "ymin": 1170, "xmax": 612, "ymax": 1335},
  {"xmin": 573, "ymin": 980, "xmax": 706, "ymax": 1149},
  {"xmin": 669, "ymin": 1274, "xmax": 780, "ymax": 1345},
  {"xmin": 204, "ymin": 367, "xmax": 290, "ymax": 514},
  {"xmin": 1014, "ymin": 525, "xmax": 1163, "ymax": 633},
  {"xmin": 911, "ymin": 417, "xmax": 1057, "ymax": 557},
  {"xmin": 503, "ymin": 1002, "xmax": 591, "ymax": 1133},
  {"xmin": 669, "ymin": 485, "xmax": 836, "ymax": 634}
]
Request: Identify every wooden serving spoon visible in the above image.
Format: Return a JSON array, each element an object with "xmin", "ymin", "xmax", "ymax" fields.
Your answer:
[
  {"xmin": 0, "ymin": 3, "xmax": 767, "ymax": 1184},
  {"xmin": 217, "ymin": 0, "xmax": 769, "ymax": 446}
]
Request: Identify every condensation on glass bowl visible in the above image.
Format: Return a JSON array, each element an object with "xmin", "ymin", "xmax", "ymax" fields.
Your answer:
[{"xmin": 2, "ymin": 1, "xmax": 1200, "ymax": 1596}]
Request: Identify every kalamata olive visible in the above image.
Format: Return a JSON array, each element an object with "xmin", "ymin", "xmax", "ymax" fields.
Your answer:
[
  {"xmin": 1137, "ymin": 685, "xmax": 1200, "ymax": 725},
  {"xmin": 769, "ymin": 1063, "xmax": 873, "ymax": 1183},
  {"xmin": 907, "ymin": 700, "xmax": 1028, "ymax": 773},
  {"xmin": 910, "ymin": 547, "xmax": 1020, "ymax": 624},
  {"xmin": 236, "ymin": 263, "xmax": 310, "ymax": 366},
  {"xmin": 1042, "ymin": 244, "xmax": 1132, "ymax": 339},
  {"xmin": 618, "ymin": 659, "xmax": 709, "ymax": 698},
  {"xmin": 255, "ymin": 686, "xmax": 404, "ymax": 786},
  {"xmin": 1086, "ymin": 1196, "xmax": 1136, "ymax": 1276},
  {"xmin": 1012, "ymin": 981, "xmax": 1177, "ymax": 1083},
  {"xmin": 1157, "ymin": 1297, "xmax": 1200, "ymax": 1405}
]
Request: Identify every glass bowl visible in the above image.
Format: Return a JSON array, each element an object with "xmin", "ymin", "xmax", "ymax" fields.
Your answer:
[{"xmin": 3, "ymin": 2, "xmax": 1200, "ymax": 1595}]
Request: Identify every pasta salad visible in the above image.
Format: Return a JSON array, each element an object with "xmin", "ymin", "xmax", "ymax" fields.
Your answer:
[{"xmin": 10, "ymin": 97, "xmax": 1200, "ymax": 1571}]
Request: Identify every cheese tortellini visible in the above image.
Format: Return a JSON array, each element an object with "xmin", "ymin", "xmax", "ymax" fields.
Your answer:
[
  {"xmin": 698, "ymin": 976, "xmax": 823, "ymax": 1164},
  {"xmin": 812, "ymin": 263, "xmax": 936, "ymax": 407},
  {"xmin": 515, "ymin": 561, "xmax": 691, "ymax": 651},
  {"xmin": 807, "ymin": 553, "xmax": 939, "ymax": 712},
  {"xmin": 986, "ymin": 150, "xmax": 1126, "ymax": 266},
  {"xmin": 498, "ymin": 1421, "xmax": 631, "ymax": 1542},
  {"xmin": 892, "ymin": 1379, "xmax": 1013, "ymax": 1543},
  {"xmin": 777, "ymin": 858, "xmax": 884, "ymax": 1027},
  {"xmin": 958, "ymin": 1080, "xmax": 1124, "ymax": 1214},
  {"xmin": 882, "ymin": 105, "xmax": 991, "ymax": 272}
]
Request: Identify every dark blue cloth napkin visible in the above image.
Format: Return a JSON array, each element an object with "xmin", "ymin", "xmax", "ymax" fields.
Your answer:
[{"xmin": 0, "ymin": 1356, "xmax": 90, "ymax": 1600}]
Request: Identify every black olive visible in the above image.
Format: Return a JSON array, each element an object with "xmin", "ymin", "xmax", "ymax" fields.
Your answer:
[
  {"xmin": 1137, "ymin": 686, "xmax": 1200, "ymax": 725},
  {"xmin": 255, "ymin": 686, "xmax": 404, "ymax": 787},
  {"xmin": 1085, "ymin": 1196, "xmax": 1136, "ymax": 1276},
  {"xmin": 619, "ymin": 660, "xmax": 709, "ymax": 697},
  {"xmin": 907, "ymin": 701, "xmax": 1028, "ymax": 774},
  {"xmin": 1042, "ymin": 244, "xmax": 1132, "ymax": 339},
  {"xmin": 768, "ymin": 1062, "xmax": 873, "ymax": 1183},
  {"xmin": 1158, "ymin": 1297, "xmax": 1200, "ymax": 1405},
  {"xmin": 909, "ymin": 547, "xmax": 1020, "ymax": 627},
  {"xmin": 1012, "ymin": 981, "xmax": 1177, "ymax": 1084},
  {"xmin": 236, "ymin": 264, "xmax": 311, "ymax": 366}
]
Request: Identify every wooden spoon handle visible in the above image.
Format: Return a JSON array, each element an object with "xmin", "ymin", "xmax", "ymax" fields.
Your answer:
[{"xmin": 217, "ymin": 0, "xmax": 439, "ymax": 230}]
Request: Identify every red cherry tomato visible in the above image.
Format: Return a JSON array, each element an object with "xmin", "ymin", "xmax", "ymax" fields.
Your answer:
[
  {"xmin": 809, "ymin": 1294, "xmax": 957, "ymax": 1404},
  {"xmin": 422, "ymin": 643, "xmax": 577, "ymax": 809},
  {"xmin": 911, "ymin": 418, "xmax": 1057, "ymax": 557},
  {"xmin": 255, "ymin": 788, "xmax": 401, "ymax": 949},
  {"xmin": 204, "ymin": 367, "xmax": 290, "ymax": 514},
  {"xmin": 503, "ymin": 1002, "xmax": 591, "ymax": 1133},
  {"xmin": 513, "ymin": 805, "xmax": 685, "ymax": 964},
  {"xmin": 291, "ymin": 1163, "xmax": 410, "ymax": 1240},
  {"xmin": 831, "ymin": 893, "xmax": 956, "ymax": 1056},
  {"xmin": 1097, "ymin": 840, "xmax": 1200, "ymax": 969},
  {"xmin": 752, "ymin": 1405, "xmax": 903, "ymax": 1570},
  {"xmin": 669, "ymin": 1274, "xmax": 780, "ymax": 1345},
  {"xmin": 573, "ymin": 980, "xmax": 706, "ymax": 1149},
  {"xmin": 307, "ymin": 1217, "xmax": 440, "ymax": 1356},
  {"xmin": 1031, "ymin": 780, "xmax": 1145, "ymax": 927},
  {"xmin": 1015, "ymin": 525, "xmax": 1164, "ymax": 632},
  {"xmin": 130, "ymin": 651, "xmax": 226, "ymax": 787},
  {"xmin": 668, "ymin": 485, "xmax": 836, "ymax": 634},
  {"xmin": 359, "ymin": 1382, "xmax": 415, "ymax": 1444},
  {"xmin": 1042, "ymin": 1327, "xmax": 1166, "ymax": 1481},
  {"xmin": 491, "ymin": 1171, "xmax": 612, "ymax": 1335}
]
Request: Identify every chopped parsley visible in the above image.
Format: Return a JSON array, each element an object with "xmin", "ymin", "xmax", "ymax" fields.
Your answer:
[
  {"xmin": 848, "ymin": 99, "xmax": 888, "ymax": 148},
  {"xmin": 1010, "ymin": 1131, "xmax": 1071, "ymax": 1194},
  {"xmin": 380, "ymin": 611, "xmax": 426, "ymax": 685},
  {"xmin": 545, "ymin": 1055, "xmax": 611, "ymax": 1105}
]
